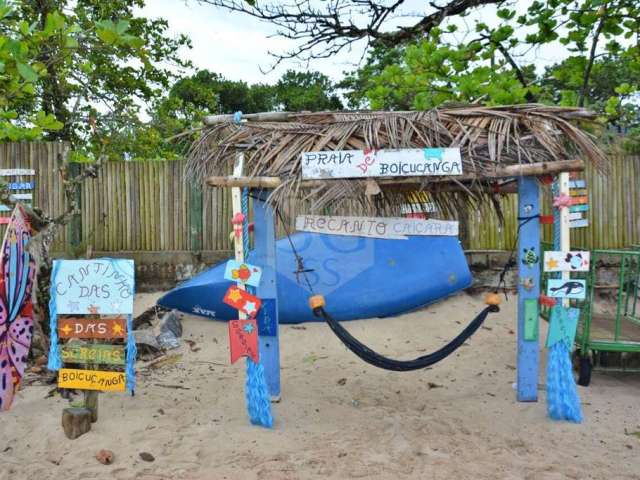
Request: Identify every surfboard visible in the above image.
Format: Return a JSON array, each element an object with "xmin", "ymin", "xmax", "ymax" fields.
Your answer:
[
  {"xmin": 158, "ymin": 232, "xmax": 472, "ymax": 324},
  {"xmin": 0, "ymin": 204, "xmax": 36, "ymax": 411}
]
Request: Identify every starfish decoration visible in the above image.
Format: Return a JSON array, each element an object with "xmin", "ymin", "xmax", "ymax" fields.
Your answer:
[
  {"xmin": 243, "ymin": 323, "xmax": 255, "ymax": 334},
  {"xmin": 546, "ymin": 258, "xmax": 559, "ymax": 270},
  {"xmin": 112, "ymin": 323, "xmax": 124, "ymax": 336},
  {"xmin": 227, "ymin": 288, "xmax": 243, "ymax": 302},
  {"xmin": 60, "ymin": 324, "xmax": 72, "ymax": 336},
  {"xmin": 66, "ymin": 300, "xmax": 79, "ymax": 312},
  {"xmin": 244, "ymin": 301, "xmax": 257, "ymax": 316}
]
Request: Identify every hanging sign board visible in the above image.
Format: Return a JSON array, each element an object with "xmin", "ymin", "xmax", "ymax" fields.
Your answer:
[
  {"xmin": 295, "ymin": 215, "xmax": 458, "ymax": 239},
  {"xmin": 224, "ymin": 260, "xmax": 262, "ymax": 287},
  {"xmin": 0, "ymin": 169, "xmax": 35, "ymax": 176},
  {"xmin": 7, "ymin": 182, "xmax": 34, "ymax": 190},
  {"xmin": 547, "ymin": 279, "xmax": 586, "ymax": 299},
  {"xmin": 544, "ymin": 251, "xmax": 590, "ymax": 272},
  {"xmin": 58, "ymin": 368, "xmax": 126, "ymax": 392},
  {"xmin": 52, "ymin": 259, "xmax": 134, "ymax": 314},
  {"xmin": 569, "ymin": 219, "xmax": 589, "ymax": 229},
  {"xmin": 228, "ymin": 319, "xmax": 259, "ymax": 363},
  {"xmin": 61, "ymin": 344, "xmax": 125, "ymax": 365},
  {"xmin": 58, "ymin": 317, "xmax": 127, "ymax": 339},
  {"xmin": 301, "ymin": 148, "xmax": 462, "ymax": 180},
  {"xmin": 223, "ymin": 285, "xmax": 262, "ymax": 318}
]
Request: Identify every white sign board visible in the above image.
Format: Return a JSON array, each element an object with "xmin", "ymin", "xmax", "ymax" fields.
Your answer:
[
  {"xmin": 543, "ymin": 251, "xmax": 590, "ymax": 272},
  {"xmin": 301, "ymin": 148, "xmax": 462, "ymax": 180},
  {"xmin": 0, "ymin": 169, "xmax": 35, "ymax": 176},
  {"xmin": 295, "ymin": 215, "xmax": 458, "ymax": 239},
  {"xmin": 547, "ymin": 279, "xmax": 586, "ymax": 299}
]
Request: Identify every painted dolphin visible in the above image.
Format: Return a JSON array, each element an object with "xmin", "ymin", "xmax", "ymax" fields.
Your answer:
[{"xmin": 550, "ymin": 281, "xmax": 585, "ymax": 295}]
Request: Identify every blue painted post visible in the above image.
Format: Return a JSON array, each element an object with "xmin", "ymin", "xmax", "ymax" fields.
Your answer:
[
  {"xmin": 517, "ymin": 176, "xmax": 541, "ymax": 402},
  {"xmin": 252, "ymin": 190, "xmax": 281, "ymax": 400}
]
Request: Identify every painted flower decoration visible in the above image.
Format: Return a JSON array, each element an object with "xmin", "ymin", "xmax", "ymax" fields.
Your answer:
[{"xmin": 553, "ymin": 194, "xmax": 572, "ymax": 209}]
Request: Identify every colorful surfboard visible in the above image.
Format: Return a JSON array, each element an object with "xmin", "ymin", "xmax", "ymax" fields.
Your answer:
[{"xmin": 0, "ymin": 205, "xmax": 36, "ymax": 411}]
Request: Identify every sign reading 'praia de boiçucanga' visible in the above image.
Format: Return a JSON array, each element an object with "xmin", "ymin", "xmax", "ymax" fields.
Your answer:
[{"xmin": 301, "ymin": 148, "xmax": 462, "ymax": 180}]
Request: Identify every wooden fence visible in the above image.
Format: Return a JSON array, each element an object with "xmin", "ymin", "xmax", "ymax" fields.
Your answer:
[{"xmin": 0, "ymin": 142, "xmax": 638, "ymax": 253}]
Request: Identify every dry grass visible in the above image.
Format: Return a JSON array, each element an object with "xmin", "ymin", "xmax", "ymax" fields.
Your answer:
[{"xmin": 186, "ymin": 105, "xmax": 607, "ymax": 216}]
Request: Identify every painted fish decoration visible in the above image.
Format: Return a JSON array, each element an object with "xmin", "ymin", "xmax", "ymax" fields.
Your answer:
[
  {"xmin": 549, "ymin": 281, "xmax": 585, "ymax": 296},
  {"xmin": 0, "ymin": 204, "xmax": 36, "ymax": 411}
]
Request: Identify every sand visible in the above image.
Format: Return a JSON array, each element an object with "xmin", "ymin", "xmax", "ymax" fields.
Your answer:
[{"xmin": 2, "ymin": 293, "xmax": 639, "ymax": 480}]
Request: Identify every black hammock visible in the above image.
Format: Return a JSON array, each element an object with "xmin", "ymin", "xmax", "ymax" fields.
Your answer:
[{"xmin": 312, "ymin": 304, "xmax": 499, "ymax": 372}]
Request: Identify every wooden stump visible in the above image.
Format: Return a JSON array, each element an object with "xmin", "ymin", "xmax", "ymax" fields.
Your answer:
[
  {"xmin": 84, "ymin": 390, "xmax": 99, "ymax": 423},
  {"xmin": 62, "ymin": 407, "xmax": 92, "ymax": 439}
]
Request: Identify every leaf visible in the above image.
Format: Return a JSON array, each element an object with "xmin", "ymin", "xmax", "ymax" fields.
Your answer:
[
  {"xmin": 33, "ymin": 111, "xmax": 63, "ymax": 130},
  {"xmin": 16, "ymin": 62, "xmax": 39, "ymax": 82},
  {"xmin": 115, "ymin": 20, "xmax": 130, "ymax": 35}
]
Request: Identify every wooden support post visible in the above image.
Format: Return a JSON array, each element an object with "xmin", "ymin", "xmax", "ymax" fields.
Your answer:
[
  {"xmin": 67, "ymin": 162, "xmax": 82, "ymax": 250},
  {"xmin": 62, "ymin": 407, "xmax": 92, "ymax": 439},
  {"xmin": 83, "ymin": 390, "xmax": 99, "ymax": 423},
  {"xmin": 517, "ymin": 176, "xmax": 540, "ymax": 402},
  {"xmin": 189, "ymin": 186, "xmax": 203, "ymax": 252},
  {"xmin": 558, "ymin": 172, "xmax": 571, "ymax": 307},
  {"xmin": 252, "ymin": 190, "xmax": 281, "ymax": 401}
]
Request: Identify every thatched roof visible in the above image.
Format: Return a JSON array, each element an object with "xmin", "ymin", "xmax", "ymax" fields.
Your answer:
[{"xmin": 186, "ymin": 105, "xmax": 607, "ymax": 216}]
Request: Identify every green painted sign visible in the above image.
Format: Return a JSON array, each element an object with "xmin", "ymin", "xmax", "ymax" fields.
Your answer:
[
  {"xmin": 523, "ymin": 299, "xmax": 539, "ymax": 341},
  {"xmin": 61, "ymin": 344, "xmax": 125, "ymax": 365}
]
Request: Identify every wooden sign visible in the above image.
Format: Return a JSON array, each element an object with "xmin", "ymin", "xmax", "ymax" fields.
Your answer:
[
  {"xmin": 58, "ymin": 317, "xmax": 126, "ymax": 339},
  {"xmin": 301, "ymin": 148, "xmax": 462, "ymax": 180},
  {"xmin": 570, "ymin": 196, "xmax": 588, "ymax": 205},
  {"xmin": 58, "ymin": 368, "xmax": 126, "ymax": 392},
  {"xmin": 10, "ymin": 193, "xmax": 32, "ymax": 200},
  {"xmin": 568, "ymin": 180, "xmax": 586, "ymax": 189},
  {"xmin": 0, "ymin": 169, "xmax": 35, "ymax": 176},
  {"xmin": 52, "ymin": 259, "xmax": 134, "ymax": 314},
  {"xmin": 0, "ymin": 204, "xmax": 31, "ymax": 211},
  {"xmin": 570, "ymin": 189, "xmax": 587, "ymax": 196},
  {"xmin": 569, "ymin": 219, "xmax": 589, "ymax": 229},
  {"xmin": 224, "ymin": 260, "xmax": 262, "ymax": 287},
  {"xmin": 228, "ymin": 319, "xmax": 259, "ymax": 363},
  {"xmin": 223, "ymin": 285, "xmax": 261, "ymax": 318},
  {"xmin": 61, "ymin": 344, "xmax": 125, "ymax": 365},
  {"xmin": 569, "ymin": 204, "xmax": 588, "ymax": 213},
  {"xmin": 568, "ymin": 212, "xmax": 583, "ymax": 220},
  {"xmin": 547, "ymin": 279, "xmax": 586, "ymax": 299},
  {"xmin": 546, "ymin": 307, "xmax": 580, "ymax": 349},
  {"xmin": 7, "ymin": 182, "xmax": 34, "ymax": 190},
  {"xmin": 0, "ymin": 217, "xmax": 10, "ymax": 225},
  {"xmin": 544, "ymin": 251, "xmax": 590, "ymax": 272},
  {"xmin": 295, "ymin": 215, "xmax": 459, "ymax": 239}
]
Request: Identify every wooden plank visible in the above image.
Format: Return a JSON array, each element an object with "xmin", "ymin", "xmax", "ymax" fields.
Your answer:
[
  {"xmin": 58, "ymin": 317, "xmax": 127, "ymax": 339},
  {"xmin": 568, "ymin": 180, "xmax": 586, "ymax": 189},
  {"xmin": 569, "ymin": 204, "xmax": 589, "ymax": 213},
  {"xmin": 6, "ymin": 182, "xmax": 34, "ymax": 190},
  {"xmin": 253, "ymin": 191, "xmax": 281, "ymax": 399},
  {"xmin": 543, "ymin": 251, "xmax": 590, "ymax": 272},
  {"xmin": 517, "ymin": 176, "xmax": 540, "ymax": 402},
  {"xmin": 58, "ymin": 368, "xmax": 126, "ymax": 392},
  {"xmin": 61, "ymin": 344, "xmax": 125, "ymax": 365},
  {"xmin": 295, "ymin": 215, "xmax": 459, "ymax": 238},
  {"xmin": 547, "ymin": 279, "xmax": 587, "ymax": 300},
  {"xmin": 569, "ymin": 188, "xmax": 587, "ymax": 196},
  {"xmin": 0, "ymin": 168, "xmax": 35, "ymax": 176},
  {"xmin": 570, "ymin": 196, "xmax": 588, "ymax": 205},
  {"xmin": 301, "ymin": 148, "xmax": 463, "ymax": 179},
  {"xmin": 569, "ymin": 219, "xmax": 589, "ymax": 229}
]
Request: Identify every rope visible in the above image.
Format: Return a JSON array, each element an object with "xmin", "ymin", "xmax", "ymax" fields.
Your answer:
[{"xmin": 314, "ymin": 304, "xmax": 498, "ymax": 371}]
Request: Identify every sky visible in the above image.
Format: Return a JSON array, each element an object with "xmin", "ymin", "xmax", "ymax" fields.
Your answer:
[{"xmin": 138, "ymin": 0, "xmax": 571, "ymax": 86}]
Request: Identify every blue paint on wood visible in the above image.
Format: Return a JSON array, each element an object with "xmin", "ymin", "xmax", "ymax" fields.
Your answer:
[
  {"xmin": 568, "ymin": 180, "xmax": 585, "ymax": 189},
  {"xmin": 569, "ymin": 204, "xmax": 588, "ymax": 213},
  {"xmin": 252, "ymin": 190, "xmax": 281, "ymax": 398},
  {"xmin": 7, "ymin": 182, "xmax": 34, "ymax": 190},
  {"xmin": 517, "ymin": 177, "xmax": 540, "ymax": 402}
]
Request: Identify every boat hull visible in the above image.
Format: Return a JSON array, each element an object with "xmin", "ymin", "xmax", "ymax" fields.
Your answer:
[{"xmin": 157, "ymin": 232, "xmax": 471, "ymax": 323}]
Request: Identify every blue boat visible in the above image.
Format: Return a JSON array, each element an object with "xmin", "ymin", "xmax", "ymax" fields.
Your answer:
[{"xmin": 157, "ymin": 232, "xmax": 472, "ymax": 324}]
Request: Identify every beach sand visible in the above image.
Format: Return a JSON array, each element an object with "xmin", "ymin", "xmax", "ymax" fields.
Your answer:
[{"xmin": 1, "ymin": 292, "xmax": 639, "ymax": 479}]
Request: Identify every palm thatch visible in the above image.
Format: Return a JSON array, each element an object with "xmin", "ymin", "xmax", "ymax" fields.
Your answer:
[{"xmin": 186, "ymin": 105, "xmax": 607, "ymax": 217}]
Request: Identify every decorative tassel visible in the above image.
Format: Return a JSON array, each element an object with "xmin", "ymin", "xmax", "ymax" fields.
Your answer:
[
  {"xmin": 125, "ymin": 313, "xmax": 137, "ymax": 394},
  {"xmin": 47, "ymin": 261, "xmax": 62, "ymax": 371},
  {"xmin": 546, "ymin": 333, "xmax": 582, "ymax": 422},
  {"xmin": 241, "ymin": 187, "xmax": 273, "ymax": 428}
]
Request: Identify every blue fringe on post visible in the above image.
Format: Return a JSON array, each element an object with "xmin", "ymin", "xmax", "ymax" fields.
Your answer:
[
  {"xmin": 240, "ymin": 187, "xmax": 273, "ymax": 428},
  {"xmin": 545, "ymin": 180, "xmax": 582, "ymax": 423},
  {"xmin": 126, "ymin": 313, "xmax": 137, "ymax": 394},
  {"xmin": 47, "ymin": 261, "xmax": 62, "ymax": 371},
  {"xmin": 546, "ymin": 326, "xmax": 583, "ymax": 422}
]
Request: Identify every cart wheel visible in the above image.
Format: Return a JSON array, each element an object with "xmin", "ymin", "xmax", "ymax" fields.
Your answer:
[{"xmin": 577, "ymin": 355, "xmax": 592, "ymax": 387}]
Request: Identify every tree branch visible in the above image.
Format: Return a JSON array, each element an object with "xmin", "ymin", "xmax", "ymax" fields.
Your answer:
[
  {"xmin": 578, "ymin": 7, "xmax": 607, "ymax": 107},
  {"xmin": 200, "ymin": 0, "xmax": 503, "ymax": 66}
]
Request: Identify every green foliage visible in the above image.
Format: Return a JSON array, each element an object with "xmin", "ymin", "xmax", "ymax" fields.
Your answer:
[
  {"xmin": 342, "ymin": 0, "xmax": 639, "ymax": 149},
  {"xmin": 0, "ymin": 0, "xmax": 190, "ymax": 157},
  {"xmin": 116, "ymin": 69, "xmax": 342, "ymax": 159}
]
